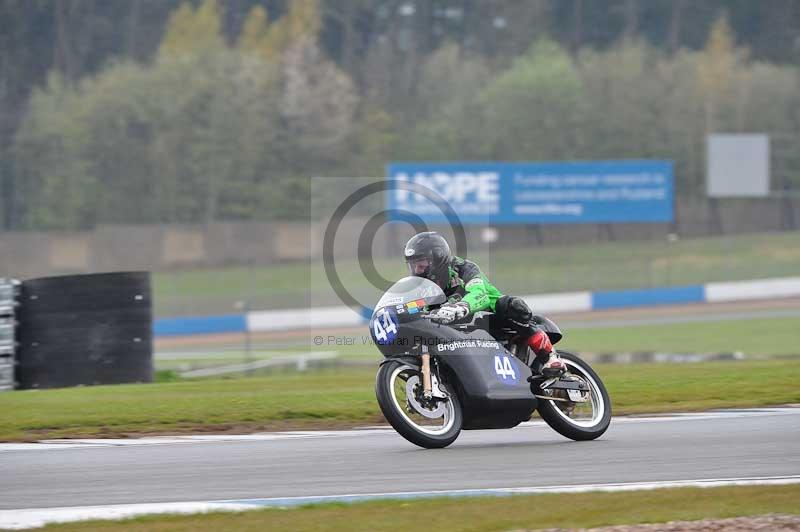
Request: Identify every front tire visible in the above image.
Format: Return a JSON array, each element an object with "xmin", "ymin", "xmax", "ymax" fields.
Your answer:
[
  {"xmin": 535, "ymin": 351, "xmax": 611, "ymax": 441},
  {"xmin": 375, "ymin": 360, "xmax": 462, "ymax": 449}
]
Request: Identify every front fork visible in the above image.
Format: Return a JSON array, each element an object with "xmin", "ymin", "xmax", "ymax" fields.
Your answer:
[
  {"xmin": 420, "ymin": 345, "xmax": 448, "ymax": 400},
  {"xmin": 421, "ymin": 345, "xmax": 432, "ymax": 398}
]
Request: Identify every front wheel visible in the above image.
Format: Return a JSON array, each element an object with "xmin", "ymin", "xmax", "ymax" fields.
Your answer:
[
  {"xmin": 535, "ymin": 350, "xmax": 611, "ymax": 441},
  {"xmin": 375, "ymin": 360, "xmax": 462, "ymax": 448}
]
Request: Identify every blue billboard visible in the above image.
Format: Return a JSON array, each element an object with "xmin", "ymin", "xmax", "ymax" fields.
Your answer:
[{"xmin": 387, "ymin": 161, "xmax": 674, "ymax": 224}]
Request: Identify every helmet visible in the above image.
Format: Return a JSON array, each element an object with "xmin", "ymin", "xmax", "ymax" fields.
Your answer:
[{"xmin": 403, "ymin": 232, "xmax": 452, "ymax": 289}]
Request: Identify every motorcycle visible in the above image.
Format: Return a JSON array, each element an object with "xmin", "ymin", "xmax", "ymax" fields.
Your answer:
[{"xmin": 370, "ymin": 276, "xmax": 611, "ymax": 448}]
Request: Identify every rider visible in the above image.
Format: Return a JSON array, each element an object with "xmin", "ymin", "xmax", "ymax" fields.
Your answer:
[{"xmin": 403, "ymin": 231, "xmax": 565, "ymax": 377}]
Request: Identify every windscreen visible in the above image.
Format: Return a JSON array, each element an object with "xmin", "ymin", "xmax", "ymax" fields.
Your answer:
[{"xmin": 373, "ymin": 276, "xmax": 446, "ymax": 315}]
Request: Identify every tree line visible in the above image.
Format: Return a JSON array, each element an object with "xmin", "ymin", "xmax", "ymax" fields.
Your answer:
[{"xmin": 1, "ymin": 0, "xmax": 799, "ymax": 229}]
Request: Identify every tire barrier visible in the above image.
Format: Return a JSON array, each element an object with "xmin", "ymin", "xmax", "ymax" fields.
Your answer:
[
  {"xmin": 16, "ymin": 272, "xmax": 152, "ymax": 389},
  {"xmin": 0, "ymin": 279, "xmax": 20, "ymax": 391}
]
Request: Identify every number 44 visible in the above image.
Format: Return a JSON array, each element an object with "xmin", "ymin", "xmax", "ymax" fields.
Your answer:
[
  {"xmin": 373, "ymin": 308, "xmax": 398, "ymax": 342},
  {"xmin": 494, "ymin": 355, "xmax": 516, "ymax": 380}
]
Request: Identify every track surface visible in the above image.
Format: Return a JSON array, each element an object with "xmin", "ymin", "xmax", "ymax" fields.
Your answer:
[{"xmin": 2, "ymin": 408, "xmax": 799, "ymax": 511}]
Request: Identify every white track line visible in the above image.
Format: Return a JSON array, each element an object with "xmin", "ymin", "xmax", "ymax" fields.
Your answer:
[
  {"xmin": 1, "ymin": 475, "xmax": 799, "ymax": 530},
  {"xmin": 1, "ymin": 407, "xmax": 798, "ymax": 452}
]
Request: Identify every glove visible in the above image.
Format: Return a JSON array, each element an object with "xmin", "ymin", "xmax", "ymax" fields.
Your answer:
[{"xmin": 429, "ymin": 302, "xmax": 470, "ymax": 324}]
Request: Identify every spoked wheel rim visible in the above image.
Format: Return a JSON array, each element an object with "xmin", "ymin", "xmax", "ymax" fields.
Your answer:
[
  {"xmin": 388, "ymin": 364, "xmax": 456, "ymax": 436},
  {"xmin": 544, "ymin": 358, "xmax": 606, "ymax": 428}
]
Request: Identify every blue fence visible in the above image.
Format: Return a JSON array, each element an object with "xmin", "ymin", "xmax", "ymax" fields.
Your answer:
[
  {"xmin": 592, "ymin": 285, "xmax": 705, "ymax": 310},
  {"xmin": 154, "ymin": 314, "xmax": 247, "ymax": 336}
]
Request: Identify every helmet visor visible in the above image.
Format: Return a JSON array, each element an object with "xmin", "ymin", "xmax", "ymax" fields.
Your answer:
[{"xmin": 406, "ymin": 257, "xmax": 432, "ymax": 277}]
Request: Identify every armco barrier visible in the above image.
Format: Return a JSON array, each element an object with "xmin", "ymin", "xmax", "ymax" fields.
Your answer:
[
  {"xmin": 153, "ymin": 276, "xmax": 800, "ymax": 337},
  {"xmin": 705, "ymin": 277, "xmax": 800, "ymax": 303},
  {"xmin": 245, "ymin": 306, "xmax": 364, "ymax": 333}
]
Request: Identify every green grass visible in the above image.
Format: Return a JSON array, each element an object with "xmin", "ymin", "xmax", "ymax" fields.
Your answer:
[
  {"xmin": 563, "ymin": 317, "xmax": 800, "ymax": 357},
  {"xmin": 153, "ymin": 231, "xmax": 800, "ymax": 315},
  {"xmin": 2, "ymin": 358, "xmax": 798, "ymax": 442},
  {"xmin": 154, "ymin": 350, "xmax": 298, "ymax": 371},
  {"xmin": 0, "ymin": 369, "xmax": 380, "ymax": 441},
  {"xmin": 597, "ymin": 359, "xmax": 800, "ymax": 413},
  {"xmin": 30, "ymin": 485, "xmax": 800, "ymax": 532}
]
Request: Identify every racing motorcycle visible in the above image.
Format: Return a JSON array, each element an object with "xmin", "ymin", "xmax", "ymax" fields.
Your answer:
[{"xmin": 371, "ymin": 276, "xmax": 611, "ymax": 448}]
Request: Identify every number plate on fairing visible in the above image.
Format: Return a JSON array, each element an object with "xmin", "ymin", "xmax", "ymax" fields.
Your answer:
[
  {"xmin": 370, "ymin": 307, "xmax": 399, "ymax": 345},
  {"xmin": 493, "ymin": 355, "xmax": 520, "ymax": 385}
]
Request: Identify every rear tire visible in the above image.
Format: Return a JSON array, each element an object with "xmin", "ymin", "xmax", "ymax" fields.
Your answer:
[
  {"xmin": 535, "ymin": 351, "xmax": 611, "ymax": 441},
  {"xmin": 375, "ymin": 360, "xmax": 462, "ymax": 449}
]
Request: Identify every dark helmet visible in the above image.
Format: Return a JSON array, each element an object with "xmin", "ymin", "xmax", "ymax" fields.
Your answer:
[{"xmin": 404, "ymin": 232, "xmax": 452, "ymax": 289}]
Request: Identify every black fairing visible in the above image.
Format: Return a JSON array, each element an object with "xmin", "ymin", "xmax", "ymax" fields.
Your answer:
[
  {"xmin": 533, "ymin": 315, "xmax": 563, "ymax": 344},
  {"xmin": 428, "ymin": 324, "xmax": 537, "ymax": 430}
]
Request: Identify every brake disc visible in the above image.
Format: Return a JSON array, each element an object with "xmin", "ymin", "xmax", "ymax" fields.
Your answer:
[
  {"xmin": 567, "ymin": 388, "xmax": 589, "ymax": 402},
  {"xmin": 561, "ymin": 374, "xmax": 591, "ymax": 403},
  {"xmin": 405, "ymin": 375, "xmax": 447, "ymax": 419}
]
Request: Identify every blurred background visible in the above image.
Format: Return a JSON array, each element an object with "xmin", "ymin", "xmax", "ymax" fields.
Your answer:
[{"xmin": 0, "ymin": 0, "xmax": 798, "ymax": 377}]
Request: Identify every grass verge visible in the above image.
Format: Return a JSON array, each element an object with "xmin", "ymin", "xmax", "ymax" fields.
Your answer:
[
  {"xmin": 30, "ymin": 484, "xmax": 800, "ymax": 532},
  {"xmin": 1, "ymin": 358, "xmax": 798, "ymax": 441},
  {"xmin": 557, "ymin": 316, "xmax": 800, "ymax": 358}
]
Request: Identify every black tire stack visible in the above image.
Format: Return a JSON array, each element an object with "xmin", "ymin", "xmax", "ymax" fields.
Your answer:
[{"xmin": 16, "ymin": 272, "xmax": 153, "ymax": 389}]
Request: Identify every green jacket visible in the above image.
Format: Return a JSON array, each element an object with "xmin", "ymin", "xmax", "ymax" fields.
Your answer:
[{"xmin": 444, "ymin": 256, "xmax": 503, "ymax": 313}]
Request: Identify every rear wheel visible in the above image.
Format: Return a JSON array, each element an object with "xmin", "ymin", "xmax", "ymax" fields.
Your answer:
[
  {"xmin": 534, "ymin": 350, "xmax": 611, "ymax": 441},
  {"xmin": 375, "ymin": 360, "xmax": 462, "ymax": 448}
]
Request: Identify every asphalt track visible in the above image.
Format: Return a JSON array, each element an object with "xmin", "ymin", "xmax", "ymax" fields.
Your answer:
[{"xmin": 2, "ymin": 408, "xmax": 799, "ymax": 512}]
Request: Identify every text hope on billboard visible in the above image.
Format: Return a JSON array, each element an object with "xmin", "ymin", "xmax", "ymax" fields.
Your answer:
[{"xmin": 387, "ymin": 161, "xmax": 674, "ymax": 224}]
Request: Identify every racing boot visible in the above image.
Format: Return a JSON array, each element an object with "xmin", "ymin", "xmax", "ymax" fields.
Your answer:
[{"xmin": 528, "ymin": 329, "xmax": 566, "ymax": 377}]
